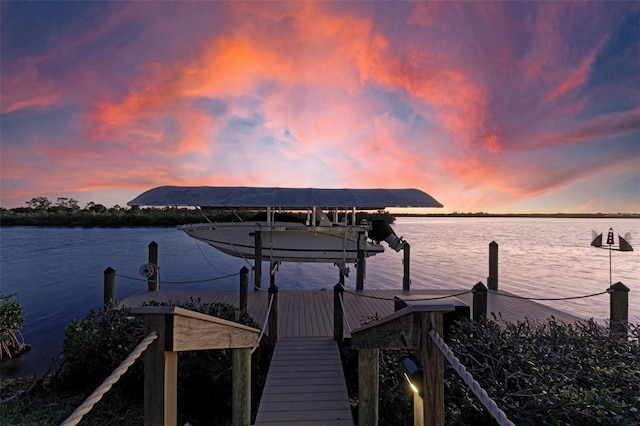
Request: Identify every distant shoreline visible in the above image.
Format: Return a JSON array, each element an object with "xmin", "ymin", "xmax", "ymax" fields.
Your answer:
[
  {"xmin": 0, "ymin": 208, "xmax": 637, "ymax": 227},
  {"xmin": 394, "ymin": 213, "xmax": 639, "ymax": 218}
]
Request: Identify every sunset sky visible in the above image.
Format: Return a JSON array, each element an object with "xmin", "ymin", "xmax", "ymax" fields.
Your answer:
[{"xmin": 1, "ymin": 1, "xmax": 639, "ymax": 213}]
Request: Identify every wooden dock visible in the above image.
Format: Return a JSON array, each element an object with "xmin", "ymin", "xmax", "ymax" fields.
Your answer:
[{"xmin": 121, "ymin": 287, "xmax": 582, "ymax": 425}]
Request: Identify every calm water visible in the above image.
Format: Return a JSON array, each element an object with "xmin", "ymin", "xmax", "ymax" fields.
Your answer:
[{"xmin": 1, "ymin": 217, "xmax": 638, "ymax": 377}]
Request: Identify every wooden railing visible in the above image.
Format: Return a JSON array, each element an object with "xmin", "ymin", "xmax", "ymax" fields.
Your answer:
[{"xmin": 131, "ymin": 306, "xmax": 260, "ymax": 426}]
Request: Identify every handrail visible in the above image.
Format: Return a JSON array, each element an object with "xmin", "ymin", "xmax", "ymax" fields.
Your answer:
[
  {"xmin": 60, "ymin": 331, "xmax": 159, "ymax": 426},
  {"xmin": 340, "ymin": 285, "xmax": 608, "ymax": 303},
  {"xmin": 494, "ymin": 290, "xmax": 608, "ymax": 301},
  {"xmin": 343, "ymin": 288, "xmax": 473, "ymax": 302},
  {"xmin": 428, "ymin": 328, "xmax": 515, "ymax": 426},
  {"xmin": 251, "ymin": 293, "xmax": 274, "ymax": 354},
  {"xmin": 115, "ymin": 271, "xmax": 240, "ymax": 284},
  {"xmin": 338, "ymin": 290, "xmax": 353, "ymax": 334}
]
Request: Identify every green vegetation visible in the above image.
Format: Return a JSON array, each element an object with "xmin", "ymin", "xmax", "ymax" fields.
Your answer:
[
  {"xmin": 0, "ymin": 294, "xmax": 30, "ymax": 360},
  {"xmin": 343, "ymin": 316, "xmax": 640, "ymax": 425},
  {"xmin": 0, "ymin": 299, "xmax": 270, "ymax": 425},
  {"xmin": 0, "ymin": 196, "xmax": 207, "ymax": 226},
  {"xmin": 3, "ymin": 299, "xmax": 639, "ymax": 425},
  {"xmin": 0, "ymin": 196, "xmax": 396, "ymax": 226}
]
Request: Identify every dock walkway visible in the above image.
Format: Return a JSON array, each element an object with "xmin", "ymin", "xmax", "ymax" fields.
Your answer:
[{"xmin": 253, "ymin": 337, "xmax": 352, "ymax": 425}]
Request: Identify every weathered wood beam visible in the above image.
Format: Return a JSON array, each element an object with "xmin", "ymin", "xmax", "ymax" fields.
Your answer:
[
  {"xmin": 358, "ymin": 348, "xmax": 379, "ymax": 426},
  {"xmin": 131, "ymin": 306, "xmax": 260, "ymax": 351},
  {"xmin": 232, "ymin": 348, "xmax": 251, "ymax": 426},
  {"xmin": 351, "ymin": 304, "xmax": 455, "ymax": 349},
  {"xmin": 419, "ymin": 312, "xmax": 445, "ymax": 426},
  {"xmin": 143, "ymin": 313, "xmax": 177, "ymax": 426}
]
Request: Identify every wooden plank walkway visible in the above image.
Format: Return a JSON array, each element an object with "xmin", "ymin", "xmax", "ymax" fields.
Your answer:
[{"xmin": 253, "ymin": 337, "xmax": 352, "ymax": 425}]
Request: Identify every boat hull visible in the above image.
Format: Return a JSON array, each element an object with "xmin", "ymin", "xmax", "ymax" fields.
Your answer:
[{"xmin": 179, "ymin": 222, "xmax": 384, "ymax": 263}]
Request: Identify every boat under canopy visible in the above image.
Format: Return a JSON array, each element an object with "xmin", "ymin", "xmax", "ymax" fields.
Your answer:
[{"xmin": 128, "ymin": 186, "xmax": 443, "ymax": 264}]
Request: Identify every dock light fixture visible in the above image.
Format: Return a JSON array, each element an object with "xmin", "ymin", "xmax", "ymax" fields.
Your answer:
[{"xmin": 400, "ymin": 354, "xmax": 424, "ymax": 397}]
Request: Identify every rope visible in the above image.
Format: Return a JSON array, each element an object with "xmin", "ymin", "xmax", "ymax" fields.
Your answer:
[
  {"xmin": 251, "ymin": 293, "xmax": 274, "ymax": 354},
  {"xmin": 195, "ymin": 208, "xmax": 269, "ymax": 291},
  {"xmin": 339, "ymin": 284, "xmax": 605, "ymax": 303},
  {"xmin": 61, "ymin": 331, "xmax": 158, "ymax": 426},
  {"xmin": 194, "ymin": 237, "xmax": 228, "ymax": 275},
  {"xmin": 115, "ymin": 272, "xmax": 239, "ymax": 284},
  {"xmin": 197, "ymin": 208, "xmax": 254, "ymax": 271},
  {"xmin": 428, "ymin": 328, "xmax": 515, "ymax": 426},
  {"xmin": 341, "ymin": 286, "xmax": 473, "ymax": 302},
  {"xmin": 495, "ymin": 290, "xmax": 608, "ymax": 301},
  {"xmin": 338, "ymin": 290, "xmax": 353, "ymax": 333}
]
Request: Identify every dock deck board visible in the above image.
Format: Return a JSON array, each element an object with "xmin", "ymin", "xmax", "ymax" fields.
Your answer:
[{"xmin": 253, "ymin": 337, "xmax": 353, "ymax": 425}]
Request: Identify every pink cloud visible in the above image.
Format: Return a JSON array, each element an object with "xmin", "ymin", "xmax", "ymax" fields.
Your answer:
[
  {"xmin": 546, "ymin": 36, "xmax": 609, "ymax": 102},
  {"xmin": 1, "ymin": 58, "xmax": 63, "ymax": 113}
]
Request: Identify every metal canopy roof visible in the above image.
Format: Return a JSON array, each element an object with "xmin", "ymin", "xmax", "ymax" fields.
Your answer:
[{"xmin": 127, "ymin": 186, "xmax": 443, "ymax": 209}]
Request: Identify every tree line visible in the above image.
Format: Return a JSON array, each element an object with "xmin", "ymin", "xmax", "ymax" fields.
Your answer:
[
  {"xmin": 0, "ymin": 196, "xmax": 210, "ymax": 226},
  {"xmin": 0, "ymin": 196, "xmax": 396, "ymax": 226}
]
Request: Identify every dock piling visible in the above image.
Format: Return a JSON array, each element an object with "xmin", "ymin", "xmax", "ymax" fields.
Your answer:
[
  {"xmin": 239, "ymin": 267, "xmax": 249, "ymax": 315},
  {"xmin": 403, "ymin": 242, "xmax": 411, "ymax": 291},
  {"xmin": 488, "ymin": 241, "xmax": 498, "ymax": 290},
  {"xmin": 103, "ymin": 267, "xmax": 115, "ymax": 306},
  {"xmin": 254, "ymin": 231, "xmax": 262, "ymax": 290},
  {"xmin": 148, "ymin": 241, "xmax": 159, "ymax": 291},
  {"xmin": 472, "ymin": 282, "xmax": 487, "ymax": 321},
  {"xmin": 356, "ymin": 232, "xmax": 366, "ymax": 291},
  {"xmin": 609, "ymin": 282, "xmax": 629, "ymax": 338}
]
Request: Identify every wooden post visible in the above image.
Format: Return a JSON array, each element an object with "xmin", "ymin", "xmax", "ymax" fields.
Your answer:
[
  {"xmin": 254, "ymin": 231, "xmax": 262, "ymax": 291},
  {"xmin": 133, "ymin": 307, "xmax": 259, "ymax": 426},
  {"xmin": 358, "ymin": 348, "xmax": 379, "ymax": 426},
  {"xmin": 239, "ymin": 266, "xmax": 249, "ymax": 315},
  {"xmin": 351, "ymin": 304, "xmax": 455, "ymax": 426},
  {"xmin": 418, "ymin": 312, "xmax": 445, "ymax": 426},
  {"xmin": 104, "ymin": 267, "xmax": 115, "ymax": 306},
  {"xmin": 472, "ymin": 282, "xmax": 487, "ymax": 321},
  {"xmin": 148, "ymin": 241, "xmax": 159, "ymax": 291},
  {"xmin": 334, "ymin": 282, "xmax": 344, "ymax": 344},
  {"xmin": 609, "ymin": 282, "xmax": 629, "ymax": 338},
  {"xmin": 232, "ymin": 348, "xmax": 251, "ymax": 426},
  {"xmin": 488, "ymin": 241, "xmax": 498, "ymax": 290},
  {"xmin": 356, "ymin": 233, "xmax": 366, "ymax": 291},
  {"xmin": 414, "ymin": 391, "xmax": 424, "ymax": 426},
  {"xmin": 143, "ymin": 314, "xmax": 177, "ymax": 426},
  {"xmin": 403, "ymin": 242, "xmax": 411, "ymax": 291},
  {"xmin": 268, "ymin": 265, "xmax": 279, "ymax": 343}
]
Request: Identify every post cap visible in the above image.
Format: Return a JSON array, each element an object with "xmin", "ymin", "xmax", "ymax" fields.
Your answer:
[
  {"xmin": 473, "ymin": 281, "xmax": 487, "ymax": 292},
  {"xmin": 609, "ymin": 282, "xmax": 630, "ymax": 292}
]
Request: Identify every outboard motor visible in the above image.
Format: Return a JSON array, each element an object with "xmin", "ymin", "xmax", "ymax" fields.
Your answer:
[{"xmin": 368, "ymin": 219, "xmax": 405, "ymax": 252}]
